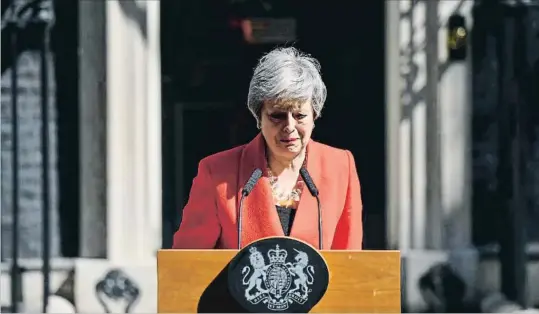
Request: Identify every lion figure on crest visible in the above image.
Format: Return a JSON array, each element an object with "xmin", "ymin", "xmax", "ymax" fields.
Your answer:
[
  {"xmin": 287, "ymin": 249, "xmax": 315, "ymax": 298},
  {"xmin": 242, "ymin": 247, "xmax": 270, "ymax": 300}
]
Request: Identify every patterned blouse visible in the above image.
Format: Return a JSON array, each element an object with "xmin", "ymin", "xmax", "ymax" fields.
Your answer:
[{"xmin": 266, "ymin": 153, "xmax": 306, "ymax": 235}]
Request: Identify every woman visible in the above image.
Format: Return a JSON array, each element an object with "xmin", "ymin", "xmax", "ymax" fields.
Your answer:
[{"xmin": 173, "ymin": 47, "xmax": 363, "ymax": 250}]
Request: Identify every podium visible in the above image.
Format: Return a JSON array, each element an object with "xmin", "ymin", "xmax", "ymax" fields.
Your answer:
[{"xmin": 157, "ymin": 240, "xmax": 400, "ymax": 313}]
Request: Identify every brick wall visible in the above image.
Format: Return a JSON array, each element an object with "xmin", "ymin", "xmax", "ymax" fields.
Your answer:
[{"xmin": 1, "ymin": 48, "xmax": 60, "ymax": 259}]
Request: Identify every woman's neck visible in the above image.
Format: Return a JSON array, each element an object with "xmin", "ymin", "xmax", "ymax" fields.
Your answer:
[{"xmin": 267, "ymin": 149, "xmax": 306, "ymax": 175}]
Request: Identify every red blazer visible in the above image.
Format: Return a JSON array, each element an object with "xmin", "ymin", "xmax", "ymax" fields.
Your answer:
[{"xmin": 172, "ymin": 134, "xmax": 363, "ymax": 250}]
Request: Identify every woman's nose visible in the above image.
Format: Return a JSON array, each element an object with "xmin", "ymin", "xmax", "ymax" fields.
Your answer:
[{"xmin": 283, "ymin": 113, "xmax": 296, "ymax": 133}]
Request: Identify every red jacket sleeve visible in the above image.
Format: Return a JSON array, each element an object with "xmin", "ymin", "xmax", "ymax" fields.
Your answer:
[
  {"xmin": 331, "ymin": 150, "xmax": 364, "ymax": 250},
  {"xmin": 172, "ymin": 159, "xmax": 221, "ymax": 249}
]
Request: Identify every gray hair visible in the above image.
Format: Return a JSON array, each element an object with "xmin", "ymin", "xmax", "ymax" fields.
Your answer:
[{"xmin": 247, "ymin": 47, "xmax": 327, "ymax": 125}]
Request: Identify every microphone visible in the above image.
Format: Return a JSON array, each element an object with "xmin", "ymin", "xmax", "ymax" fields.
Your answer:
[
  {"xmin": 238, "ymin": 168, "xmax": 263, "ymax": 249},
  {"xmin": 300, "ymin": 167, "xmax": 323, "ymax": 249}
]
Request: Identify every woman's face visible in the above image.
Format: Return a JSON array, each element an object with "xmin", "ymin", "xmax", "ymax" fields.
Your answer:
[{"xmin": 260, "ymin": 100, "xmax": 315, "ymax": 160}]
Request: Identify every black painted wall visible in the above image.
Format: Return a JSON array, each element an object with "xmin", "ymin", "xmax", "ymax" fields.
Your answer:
[{"xmin": 472, "ymin": 3, "xmax": 539, "ymax": 247}]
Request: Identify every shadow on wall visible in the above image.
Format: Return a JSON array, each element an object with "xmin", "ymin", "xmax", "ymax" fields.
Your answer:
[
  {"xmin": 415, "ymin": 262, "xmax": 539, "ymax": 313},
  {"xmin": 117, "ymin": 0, "xmax": 147, "ymax": 39},
  {"xmin": 417, "ymin": 263, "xmax": 478, "ymax": 313},
  {"xmin": 400, "ymin": 0, "xmax": 466, "ymax": 122}
]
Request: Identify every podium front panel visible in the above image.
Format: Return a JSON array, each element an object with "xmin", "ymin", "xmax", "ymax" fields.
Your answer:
[
  {"xmin": 157, "ymin": 250, "xmax": 400, "ymax": 313},
  {"xmin": 158, "ymin": 250, "xmax": 237, "ymax": 312},
  {"xmin": 312, "ymin": 250, "xmax": 400, "ymax": 312}
]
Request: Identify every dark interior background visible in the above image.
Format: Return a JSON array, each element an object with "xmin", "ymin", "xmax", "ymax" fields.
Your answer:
[{"xmin": 161, "ymin": 0, "xmax": 387, "ymax": 249}]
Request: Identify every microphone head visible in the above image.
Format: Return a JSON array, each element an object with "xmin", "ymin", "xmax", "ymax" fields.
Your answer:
[
  {"xmin": 300, "ymin": 167, "xmax": 319, "ymax": 196},
  {"xmin": 242, "ymin": 168, "xmax": 263, "ymax": 196}
]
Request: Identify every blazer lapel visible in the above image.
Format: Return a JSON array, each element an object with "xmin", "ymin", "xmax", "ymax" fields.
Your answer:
[
  {"xmin": 289, "ymin": 140, "xmax": 324, "ymax": 249},
  {"xmin": 237, "ymin": 134, "xmax": 284, "ymax": 247}
]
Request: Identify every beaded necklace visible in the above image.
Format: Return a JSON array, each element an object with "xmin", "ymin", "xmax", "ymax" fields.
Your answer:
[{"xmin": 266, "ymin": 152, "xmax": 307, "ymax": 208}]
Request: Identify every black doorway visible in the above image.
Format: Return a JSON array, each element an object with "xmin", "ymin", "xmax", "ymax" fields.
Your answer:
[{"xmin": 161, "ymin": 1, "xmax": 386, "ymax": 249}]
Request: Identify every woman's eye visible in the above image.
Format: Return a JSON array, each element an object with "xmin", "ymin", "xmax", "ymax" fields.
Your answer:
[{"xmin": 269, "ymin": 113, "xmax": 286, "ymax": 120}]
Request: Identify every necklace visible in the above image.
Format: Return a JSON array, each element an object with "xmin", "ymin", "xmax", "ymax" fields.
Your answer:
[
  {"xmin": 266, "ymin": 153, "xmax": 307, "ymax": 208},
  {"xmin": 267, "ymin": 168, "xmax": 304, "ymax": 208}
]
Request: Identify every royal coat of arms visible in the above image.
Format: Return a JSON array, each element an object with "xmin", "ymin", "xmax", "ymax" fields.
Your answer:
[{"xmin": 241, "ymin": 244, "xmax": 316, "ymax": 311}]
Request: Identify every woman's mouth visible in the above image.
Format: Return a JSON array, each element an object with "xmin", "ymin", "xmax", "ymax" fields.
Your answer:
[
  {"xmin": 280, "ymin": 138, "xmax": 299, "ymax": 147},
  {"xmin": 280, "ymin": 138, "xmax": 298, "ymax": 143}
]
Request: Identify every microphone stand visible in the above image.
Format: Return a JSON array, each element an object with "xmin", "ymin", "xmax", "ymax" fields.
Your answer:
[
  {"xmin": 315, "ymin": 195, "xmax": 322, "ymax": 250},
  {"xmin": 237, "ymin": 169, "xmax": 262, "ymax": 249},
  {"xmin": 300, "ymin": 168, "xmax": 323, "ymax": 250},
  {"xmin": 237, "ymin": 192, "xmax": 247, "ymax": 249}
]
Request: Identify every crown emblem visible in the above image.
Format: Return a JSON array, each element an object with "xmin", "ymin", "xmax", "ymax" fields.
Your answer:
[{"xmin": 267, "ymin": 245, "xmax": 288, "ymax": 263}]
